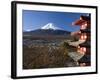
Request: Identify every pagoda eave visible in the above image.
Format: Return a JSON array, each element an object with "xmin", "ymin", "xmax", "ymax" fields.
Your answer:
[{"xmin": 73, "ymin": 19, "xmax": 86, "ymax": 26}]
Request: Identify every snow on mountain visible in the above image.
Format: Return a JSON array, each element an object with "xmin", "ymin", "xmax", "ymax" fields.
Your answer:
[{"xmin": 41, "ymin": 23, "xmax": 62, "ymax": 30}]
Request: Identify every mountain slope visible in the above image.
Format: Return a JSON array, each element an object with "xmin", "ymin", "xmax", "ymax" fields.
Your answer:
[{"xmin": 23, "ymin": 23, "xmax": 70, "ymax": 36}]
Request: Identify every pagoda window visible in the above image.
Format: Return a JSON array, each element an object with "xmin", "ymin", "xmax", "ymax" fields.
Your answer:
[
  {"xmin": 81, "ymin": 22, "xmax": 88, "ymax": 30},
  {"xmin": 77, "ymin": 46, "xmax": 86, "ymax": 55},
  {"xmin": 80, "ymin": 33, "xmax": 87, "ymax": 40}
]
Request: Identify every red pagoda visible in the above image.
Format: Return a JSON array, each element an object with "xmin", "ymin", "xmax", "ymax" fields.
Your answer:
[{"xmin": 72, "ymin": 15, "xmax": 91, "ymax": 66}]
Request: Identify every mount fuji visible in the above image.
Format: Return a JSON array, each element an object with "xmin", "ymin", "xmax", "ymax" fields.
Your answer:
[
  {"xmin": 41, "ymin": 23, "xmax": 62, "ymax": 30},
  {"xmin": 24, "ymin": 23, "xmax": 70, "ymax": 36}
]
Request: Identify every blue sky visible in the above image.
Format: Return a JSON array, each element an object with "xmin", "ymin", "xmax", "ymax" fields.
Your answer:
[{"xmin": 23, "ymin": 10, "xmax": 89, "ymax": 32}]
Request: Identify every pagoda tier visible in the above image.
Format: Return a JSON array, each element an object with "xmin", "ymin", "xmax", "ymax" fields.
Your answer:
[
  {"xmin": 80, "ymin": 34, "xmax": 90, "ymax": 41},
  {"xmin": 78, "ymin": 55, "xmax": 91, "ymax": 66}
]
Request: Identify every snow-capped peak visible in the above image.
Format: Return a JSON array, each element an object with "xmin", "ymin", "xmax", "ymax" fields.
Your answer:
[{"xmin": 41, "ymin": 23, "xmax": 61, "ymax": 30}]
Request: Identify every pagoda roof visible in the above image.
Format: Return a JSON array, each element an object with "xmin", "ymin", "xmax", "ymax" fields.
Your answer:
[
  {"xmin": 72, "ymin": 15, "xmax": 90, "ymax": 26},
  {"xmin": 79, "ymin": 41, "xmax": 90, "ymax": 48},
  {"xmin": 80, "ymin": 29, "xmax": 91, "ymax": 33},
  {"xmin": 72, "ymin": 19, "xmax": 85, "ymax": 25},
  {"xmin": 78, "ymin": 55, "xmax": 90, "ymax": 63}
]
